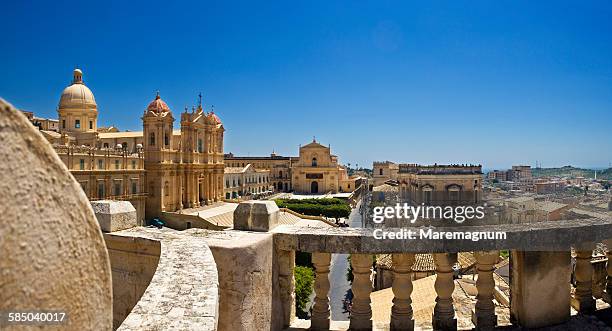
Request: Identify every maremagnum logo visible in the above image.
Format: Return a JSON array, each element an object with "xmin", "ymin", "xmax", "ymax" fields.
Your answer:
[{"xmin": 372, "ymin": 203, "xmax": 486, "ymax": 224}]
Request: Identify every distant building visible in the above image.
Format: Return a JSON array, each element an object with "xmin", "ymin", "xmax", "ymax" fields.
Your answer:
[
  {"xmin": 372, "ymin": 161, "xmax": 399, "ymax": 186},
  {"xmin": 510, "ymin": 165, "xmax": 533, "ymax": 187},
  {"xmin": 488, "ymin": 170, "xmax": 509, "ymax": 182},
  {"xmin": 223, "ymin": 164, "xmax": 272, "ymax": 199},
  {"xmin": 398, "ymin": 164, "xmax": 483, "ymax": 206},
  {"xmin": 225, "ymin": 138, "xmax": 357, "ymax": 194},
  {"xmin": 535, "ymin": 180, "xmax": 564, "ymax": 194}
]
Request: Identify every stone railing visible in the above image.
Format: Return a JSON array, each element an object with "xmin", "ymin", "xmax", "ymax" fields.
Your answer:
[
  {"xmin": 271, "ymin": 218, "xmax": 612, "ymax": 330},
  {"xmin": 106, "ymin": 228, "xmax": 220, "ymax": 331}
]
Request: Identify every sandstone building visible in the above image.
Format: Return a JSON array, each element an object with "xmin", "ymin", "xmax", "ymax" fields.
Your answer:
[
  {"xmin": 225, "ymin": 138, "xmax": 356, "ymax": 194},
  {"xmin": 372, "ymin": 161, "xmax": 399, "ymax": 186},
  {"xmin": 223, "ymin": 164, "xmax": 272, "ymax": 199},
  {"xmin": 33, "ymin": 68, "xmax": 225, "ymax": 221},
  {"xmin": 398, "ymin": 164, "xmax": 483, "ymax": 206}
]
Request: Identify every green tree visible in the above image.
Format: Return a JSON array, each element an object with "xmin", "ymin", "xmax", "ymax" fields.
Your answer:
[{"xmin": 294, "ymin": 266, "xmax": 314, "ymax": 318}]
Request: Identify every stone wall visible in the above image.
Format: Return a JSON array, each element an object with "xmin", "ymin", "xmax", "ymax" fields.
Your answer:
[
  {"xmin": 104, "ymin": 235, "xmax": 160, "ymax": 329},
  {"xmin": 0, "ymin": 98, "xmax": 113, "ymax": 330}
]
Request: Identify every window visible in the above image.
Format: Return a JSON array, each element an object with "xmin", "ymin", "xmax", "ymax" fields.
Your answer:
[
  {"xmin": 98, "ymin": 182, "xmax": 105, "ymax": 198},
  {"xmin": 132, "ymin": 160, "xmax": 136, "ymax": 169},
  {"xmin": 164, "ymin": 182, "xmax": 169, "ymax": 196},
  {"xmin": 149, "ymin": 132, "xmax": 155, "ymax": 146},
  {"xmin": 103, "ymin": 143, "xmax": 109, "ymax": 148},
  {"xmin": 198, "ymin": 139, "xmax": 203, "ymax": 153},
  {"xmin": 380, "ymin": 168, "xmax": 383, "ymax": 175},
  {"xmin": 164, "ymin": 133, "xmax": 169, "ymax": 146},
  {"xmin": 312, "ymin": 158, "xmax": 317, "ymax": 167},
  {"xmin": 75, "ymin": 119, "xmax": 80, "ymax": 129},
  {"xmin": 114, "ymin": 160, "xmax": 120, "ymax": 169},
  {"xmin": 98, "ymin": 159, "xmax": 103, "ymax": 169},
  {"xmin": 89, "ymin": 121, "xmax": 93, "ymax": 130},
  {"xmin": 79, "ymin": 159, "xmax": 85, "ymax": 170},
  {"xmin": 114, "ymin": 182, "xmax": 121, "ymax": 196},
  {"xmin": 62, "ymin": 119, "xmax": 66, "ymax": 128},
  {"xmin": 132, "ymin": 181, "xmax": 137, "ymax": 194},
  {"xmin": 279, "ymin": 171, "xmax": 283, "ymax": 178}
]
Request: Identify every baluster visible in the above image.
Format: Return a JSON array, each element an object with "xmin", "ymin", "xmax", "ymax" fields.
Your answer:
[
  {"xmin": 572, "ymin": 243, "xmax": 595, "ymax": 313},
  {"xmin": 433, "ymin": 253, "xmax": 458, "ymax": 330},
  {"xmin": 472, "ymin": 251, "xmax": 498, "ymax": 330},
  {"xmin": 605, "ymin": 239, "xmax": 612, "ymax": 303},
  {"xmin": 278, "ymin": 249, "xmax": 295, "ymax": 328},
  {"xmin": 391, "ymin": 253, "xmax": 415, "ymax": 331},
  {"xmin": 350, "ymin": 254, "xmax": 373, "ymax": 330},
  {"xmin": 311, "ymin": 253, "xmax": 331, "ymax": 330}
]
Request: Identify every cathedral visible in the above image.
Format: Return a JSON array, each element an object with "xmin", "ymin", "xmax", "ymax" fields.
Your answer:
[{"xmin": 40, "ymin": 68, "xmax": 225, "ymax": 221}]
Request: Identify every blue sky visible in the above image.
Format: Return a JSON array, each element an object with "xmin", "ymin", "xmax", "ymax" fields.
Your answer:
[{"xmin": 2, "ymin": 0, "xmax": 611, "ymax": 169}]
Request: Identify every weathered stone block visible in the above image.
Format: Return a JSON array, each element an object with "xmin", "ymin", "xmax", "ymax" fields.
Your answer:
[
  {"xmin": 92, "ymin": 200, "xmax": 138, "ymax": 232},
  {"xmin": 233, "ymin": 200, "xmax": 279, "ymax": 232},
  {"xmin": 510, "ymin": 251, "xmax": 571, "ymax": 328}
]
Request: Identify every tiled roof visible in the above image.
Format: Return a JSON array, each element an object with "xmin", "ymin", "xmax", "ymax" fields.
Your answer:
[{"xmin": 376, "ymin": 252, "xmax": 476, "ymax": 272}]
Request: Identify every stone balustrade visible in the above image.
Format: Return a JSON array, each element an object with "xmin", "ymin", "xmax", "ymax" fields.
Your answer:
[{"xmin": 271, "ymin": 219, "xmax": 612, "ymax": 330}]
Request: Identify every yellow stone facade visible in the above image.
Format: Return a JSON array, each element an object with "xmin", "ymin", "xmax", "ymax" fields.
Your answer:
[
  {"xmin": 36, "ymin": 69, "xmax": 224, "ymax": 222},
  {"xmin": 226, "ymin": 139, "xmax": 356, "ymax": 194}
]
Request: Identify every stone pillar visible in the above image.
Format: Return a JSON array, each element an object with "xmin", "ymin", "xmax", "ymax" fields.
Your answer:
[
  {"xmin": 207, "ymin": 173, "xmax": 212, "ymax": 204},
  {"xmin": 510, "ymin": 251, "xmax": 570, "ymax": 328},
  {"xmin": 311, "ymin": 252, "xmax": 331, "ymax": 331},
  {"xmin": 213, "ymin": 173, "xmax": 218, "ymax": 201},
  {"xmin": 176, "ymin": 172, "xmax": 183, "ymax": 209},
  {"xmin": 277, "ymin": 249, "xmax": 295, "ymax": 329},
  {"xmin": 433, "ymin": 253, "xmax": 457, "ymax": 330},
  {"xmin": 472, "ymin": 251, "xmax": 498, "ymax": 330},
  {"xmin": 195, "ymin": 173, "xmax": 200, "ymax": 207},
  {"xmin": 350, "ymin": 254, "xmax": 372, "ymax": 330},
  {"xmin": 391, "ymin": 253, "xmax": 415, "ymax": 331},
  {"xmin": 572, "ymin": 242, "xmax": 595, "ymax": 313},
  {"xmin": 604, "ymin": 239, "xmax": 612, "ymax": 303}
]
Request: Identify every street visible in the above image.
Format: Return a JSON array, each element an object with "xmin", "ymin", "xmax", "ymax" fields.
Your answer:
[{"xmin": 328, "ymin": 200, "xmax": 363, "ymax": 321}]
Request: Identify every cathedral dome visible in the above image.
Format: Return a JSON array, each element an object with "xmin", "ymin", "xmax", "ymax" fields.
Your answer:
[
  {"xmin": 58, "ymin": 69, "xmax": 97, "ymax": 109},
  {"xmin": 146, "ymin": 93, "xmax": 171, "ymax": 114}
]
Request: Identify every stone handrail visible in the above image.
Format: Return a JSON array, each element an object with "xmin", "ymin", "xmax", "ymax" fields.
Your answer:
[
  {"xmin": 270, "ymin": 216, "xmax": 612, "ymax": 330},
  {"xmin": 272, "ymin": 217, "xmax": 612, "ymax": 253},
  {"xmin": 110, "ymin": 228, "xmax": 219, "ymax": 331}
]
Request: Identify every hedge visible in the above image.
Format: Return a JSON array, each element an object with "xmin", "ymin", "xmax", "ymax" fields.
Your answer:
[{"xmin": 275, "ymin": 198, "xmax": 351, "ymax": 219}]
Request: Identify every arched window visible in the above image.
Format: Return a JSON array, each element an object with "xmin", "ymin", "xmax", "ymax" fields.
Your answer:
[
  {"xmin": 149, "ymin": 132, "xmax": 155, "ymax": 146},
  {"xmin": 312, "ymin": 158, "xmax": 317, "ymax": 167}
]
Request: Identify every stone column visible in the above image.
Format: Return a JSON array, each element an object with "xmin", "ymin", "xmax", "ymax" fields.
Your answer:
[
  {"xmin": 472, "ymin": 251, "xmax": 499, "ymax": 330},
  {"xmin": 192, "ymin": 173, "xmax": 198, "ymax": 207},
  {"xmin": 311, "ymin": 253, "xmax": 331, "ymax": 331},
  {"xmin": 572, "ymin": 242, "xmax": 595, "ymax": 313},
  {"xmin": 207, "ymin": 173, "xmax": 212, "ymax": 204},
  {"xmin": 433, "ymin": 253, "xmax": 457, "ymax": 330},
  {"xmin": 178, "ymin": 172, "xmax": 183, "ymax": 210},
  {"xmin": 350, "ymin": 254, "xmax": 373, "ymax": 331},
  {"xmin": 604, "ymin": 239, "xmax": 612, "ymax": 303},
  {"xmin": 194, "ymin": 173, "xmax": 200, "ymax": 207},
  {"xmin": 510, "ymin": 251, "xmax": 570, "ymax": 328},
  {"xmin": 277, "ymin": 249, "xmax": 295, "ymax": 329},
  {"xmin": 391, "ymin": 253, "xmax": 415, "ymax": 331}
]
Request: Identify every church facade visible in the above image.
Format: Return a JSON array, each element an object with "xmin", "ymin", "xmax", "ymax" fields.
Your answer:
[
  {"xmin": 226, "ymin": 139, "xmax": 356, "ymax": 194},
  {"xmin": 37, "ymin": 68, "xmax": 224, "ymax": 222}
]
